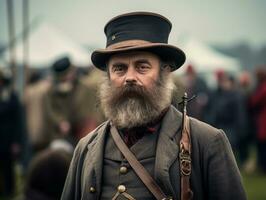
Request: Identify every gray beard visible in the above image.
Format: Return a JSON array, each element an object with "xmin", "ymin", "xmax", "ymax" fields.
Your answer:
[{"xmin": 99, "ymin": 72, "xmax": 175, "ymax": 129}]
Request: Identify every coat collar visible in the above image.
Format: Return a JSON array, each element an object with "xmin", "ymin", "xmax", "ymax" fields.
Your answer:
[{"xmin": 154, "ymin": 105, "xmax": 183, "ymax": 195}]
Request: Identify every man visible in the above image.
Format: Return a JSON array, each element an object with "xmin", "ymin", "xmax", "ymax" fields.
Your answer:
[
  {"xmin": 43, "ymin": 56, "xmax": 103, "ymax": 148},
  {"xmin": 24, "ymin": 71, "xmax": 51, "ymax": 153},
  {"xmin": 183, "ymin": 64, "xmax": 209, "ymax": 120},
  {"xmin": 0, "ymin": 69, "xmax": 24, "ymax": 197},
  {"xmin": 61, "ymin": 12, "xmax": 246, "ymax": 200},
  {"xmin": 22, "ymin": 148, "xmax": 72, "ymax": 200},
  {"xmin": 250, "ymin": 67, "xmax": 266, "ymax": 173},
  {"xmin": 206, "ymin": 70, "xmax": 246, "ymax": 154}
]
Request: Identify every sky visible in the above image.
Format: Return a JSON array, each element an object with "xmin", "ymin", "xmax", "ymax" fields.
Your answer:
[{"xmin": 0, "ymin": 0, "xmax": 266, "ymax": 49}]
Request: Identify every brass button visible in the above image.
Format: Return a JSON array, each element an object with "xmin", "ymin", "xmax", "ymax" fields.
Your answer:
[
  {"xmin": 89, "ymin": 186, "xmax": 96, "ymax": 193},
  {"xmin": 119, "ymin": 166, "xmax": 128, "ymax": 174},
  {"xmin": 117, "ymin": 184, "xmax": 126, "ymax": 193}
]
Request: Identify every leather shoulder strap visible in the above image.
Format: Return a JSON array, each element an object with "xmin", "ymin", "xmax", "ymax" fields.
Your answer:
[
  {"xmin": 179, "ymin": 115, "xmax": 193, "ymax": 200},
  {"xmin": 110, "ymin": 125, "xmax": 171, "ymax": 200}
]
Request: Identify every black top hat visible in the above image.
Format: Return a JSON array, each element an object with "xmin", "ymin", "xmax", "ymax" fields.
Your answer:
[
  {"xmin": 91, "ymin": 12, "xmax": 186, "ymax": 71},
  {"xmin": 52, "ymin": 57, "xmax": 71, "ymax": 74}
]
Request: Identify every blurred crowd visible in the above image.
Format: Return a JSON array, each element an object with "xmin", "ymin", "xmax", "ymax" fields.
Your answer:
[
  {"xmin": 181, "ymin": 64, "xmax": 266, "ymax": 175},
  {"xmin": 0, "ymin": 56, "xmax": 105, "ymax": 199},
  {"xmin": 0, "ymin": 57, "xmax": 266, "ymax": 199}
]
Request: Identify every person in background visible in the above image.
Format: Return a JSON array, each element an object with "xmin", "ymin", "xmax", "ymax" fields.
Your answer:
[
  {"xmin": 20, "ymin": 149, "xmax": 72, "ymax": 200},
  {"xmin": 249, "ymin": 67, "xmax": 266, "ymax": 173},
  {"xmin": 237, "ymin": 71, "xmax": 255, "ymax": 171},
  {"xmin": 0, "ymin": 69, "xmax": 24, "ymax": 198},
  {"xmin": 206, "ymin": 70, "xmax": 246, "ymax": 153},
  {"xmin": 183, "ymin": 64, "xmax": 209, "ymax": 121},
  {"xmin": 42, "ymin": 56, "xmax": 104, "ymax": 147},
  {"xmin": 24, "ymin": 70, "xmax": 51, "ymax": 153}
]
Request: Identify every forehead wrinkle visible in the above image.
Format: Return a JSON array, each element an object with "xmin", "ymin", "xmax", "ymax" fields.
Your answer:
[
  {"xmin": 108, "ymin": 58, "xmax": 129, "ymax": 71},
  {"xmin": 134, "ymin": 59, "xmax": 151, "ymax": 65},
  {"xmin": 108, "ymin": 51, "xmax": 161, "ymax": 71}
]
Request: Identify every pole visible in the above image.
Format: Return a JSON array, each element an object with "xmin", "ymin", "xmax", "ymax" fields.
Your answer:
[
  {"xmin": 22, "ymin": 0, "xmax": 30, "ymax": 97},
  {"xmin": 6, "ymin": 0, "xmax": 16, "ymax": 90}
]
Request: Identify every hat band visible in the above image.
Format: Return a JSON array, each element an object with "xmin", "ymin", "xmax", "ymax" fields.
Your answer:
[{"xmin": 106, "ymin": 40, "xmax": 152, "ymax": 50}]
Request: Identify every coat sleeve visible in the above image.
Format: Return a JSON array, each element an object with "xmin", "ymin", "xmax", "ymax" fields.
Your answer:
[
  {"xmin": 204, "ymin": 130, "xmax": 247, "ymax": 200},
  {"xmin": 61, "ymin": 142, "xmax": 84, "ymax": 200}
]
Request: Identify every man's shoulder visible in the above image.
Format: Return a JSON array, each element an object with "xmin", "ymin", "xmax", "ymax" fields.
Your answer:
[
  {"xmin": 189, "ymin": 117, "xmax": 223, "ymax": 143},
  {"xmin": 188, "ymin": 117, "xmax": 232, "ymax": 160},
  {"xmin": 166, "ymin": 106, "xmax": 224, "ymax": 145},
  {"xmin": 168, "ymin": 105, "xmax": 222, "ymax": 140}
]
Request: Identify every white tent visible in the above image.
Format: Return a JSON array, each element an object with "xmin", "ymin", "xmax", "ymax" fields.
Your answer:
[
  {"xmin": 174, "ymin": 37, "xmax": 241, "ymax": 87},
  {"xmin": 2, "ymin": 20, "xmax": 92, "ymax": 68},
  {"xmin": 176, "ymin": 37, "xmax": 241, "ymax": 74}
]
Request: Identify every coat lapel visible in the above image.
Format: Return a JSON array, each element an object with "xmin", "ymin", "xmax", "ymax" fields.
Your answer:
[
  {"xmin": 154, "ymin": 106, "xmax": 182, "ymax": 195},
  {"xmin": 88, "ymin": 121, "xmax": 110, "ymax": 197}
]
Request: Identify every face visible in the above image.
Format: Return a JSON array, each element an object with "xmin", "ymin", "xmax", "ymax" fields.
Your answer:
[
  {"xmin": 56, "ymin": 68, "xmax": 76, "ymax": 83},
  {"xmin": 54, "ymin": 68, "xmax": 77, "ymax": 93},
  {"xmin": 99, "ymin": 50, "xmax": 174, "ymax": 129},
  {"xmin": 108, "ymin": 51, "xmax": 162, "ymax": 91}
]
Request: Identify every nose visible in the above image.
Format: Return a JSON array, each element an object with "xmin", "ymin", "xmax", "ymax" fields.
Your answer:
[{"xmin": 125, "ymin": 66, "xmax": 137, "ymax": 85}]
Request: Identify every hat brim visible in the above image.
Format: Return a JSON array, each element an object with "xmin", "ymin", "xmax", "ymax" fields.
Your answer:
[{"xmin": 91, "ymin": 43, "xmax": 186, "ymax": 71}]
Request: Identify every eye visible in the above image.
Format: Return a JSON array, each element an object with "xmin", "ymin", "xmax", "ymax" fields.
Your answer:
[
  {"xmin": 137, "ymin": 64, "xmax": 150, "ymax": 73},
  {"xmin": 112, "ymin": 65, "xmax": 125, "ymax": 73}
]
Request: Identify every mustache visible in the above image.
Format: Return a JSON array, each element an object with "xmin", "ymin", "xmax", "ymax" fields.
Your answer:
[
  {"xmin": 118, "ymin": 78, "xmax": 164, "ymax": 94},
  {"xmin": 119, "ymin": 83, "xmax": 145, "ymax": 95},
  {"xmin": 110, "ymin": 83, "xmax": 147, "ymax": 105},
  {"xmin": 110, "ymin": 78, "xmax": 167, "ymax": 105}
]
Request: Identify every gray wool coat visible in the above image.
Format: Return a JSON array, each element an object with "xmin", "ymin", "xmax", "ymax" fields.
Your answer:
[{"xmin": 61, "ymin": 106, "xmax": 246, "ymax": 200}]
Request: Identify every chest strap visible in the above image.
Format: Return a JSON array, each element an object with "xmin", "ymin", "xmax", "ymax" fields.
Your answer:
[
  {"xmin": 110, "ymin": 125, "xmax": 171, "ymax": 200},
  {"xmin": 179, "ymin": 115, "xmax": 193, "ymax": 200},
  {"xmin": 179, "ymin": 93, "xmax": 193, "ymax": 200}
]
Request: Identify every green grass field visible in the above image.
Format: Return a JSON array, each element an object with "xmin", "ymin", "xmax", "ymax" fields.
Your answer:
[{"xmin": 243, "ymin": 172, "xmax": 266, "ymax": 200}]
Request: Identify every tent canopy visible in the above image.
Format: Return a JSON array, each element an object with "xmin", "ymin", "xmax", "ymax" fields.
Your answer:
[
  {"xmin": 173, "ymin": 36, "xmax": 241, "ymax": 88},
  {"xmin": 175, "ymin": 37, "xmax": 241, "ymax": 75},
  {"xmin": 2, "ymin": 20, "xmax": 92, "ymax": 68}
]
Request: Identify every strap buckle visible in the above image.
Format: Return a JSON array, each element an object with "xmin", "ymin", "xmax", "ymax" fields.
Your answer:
[{"xmin": 179, "ymin": 148, "xmax": 192, "ymax": 176}]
